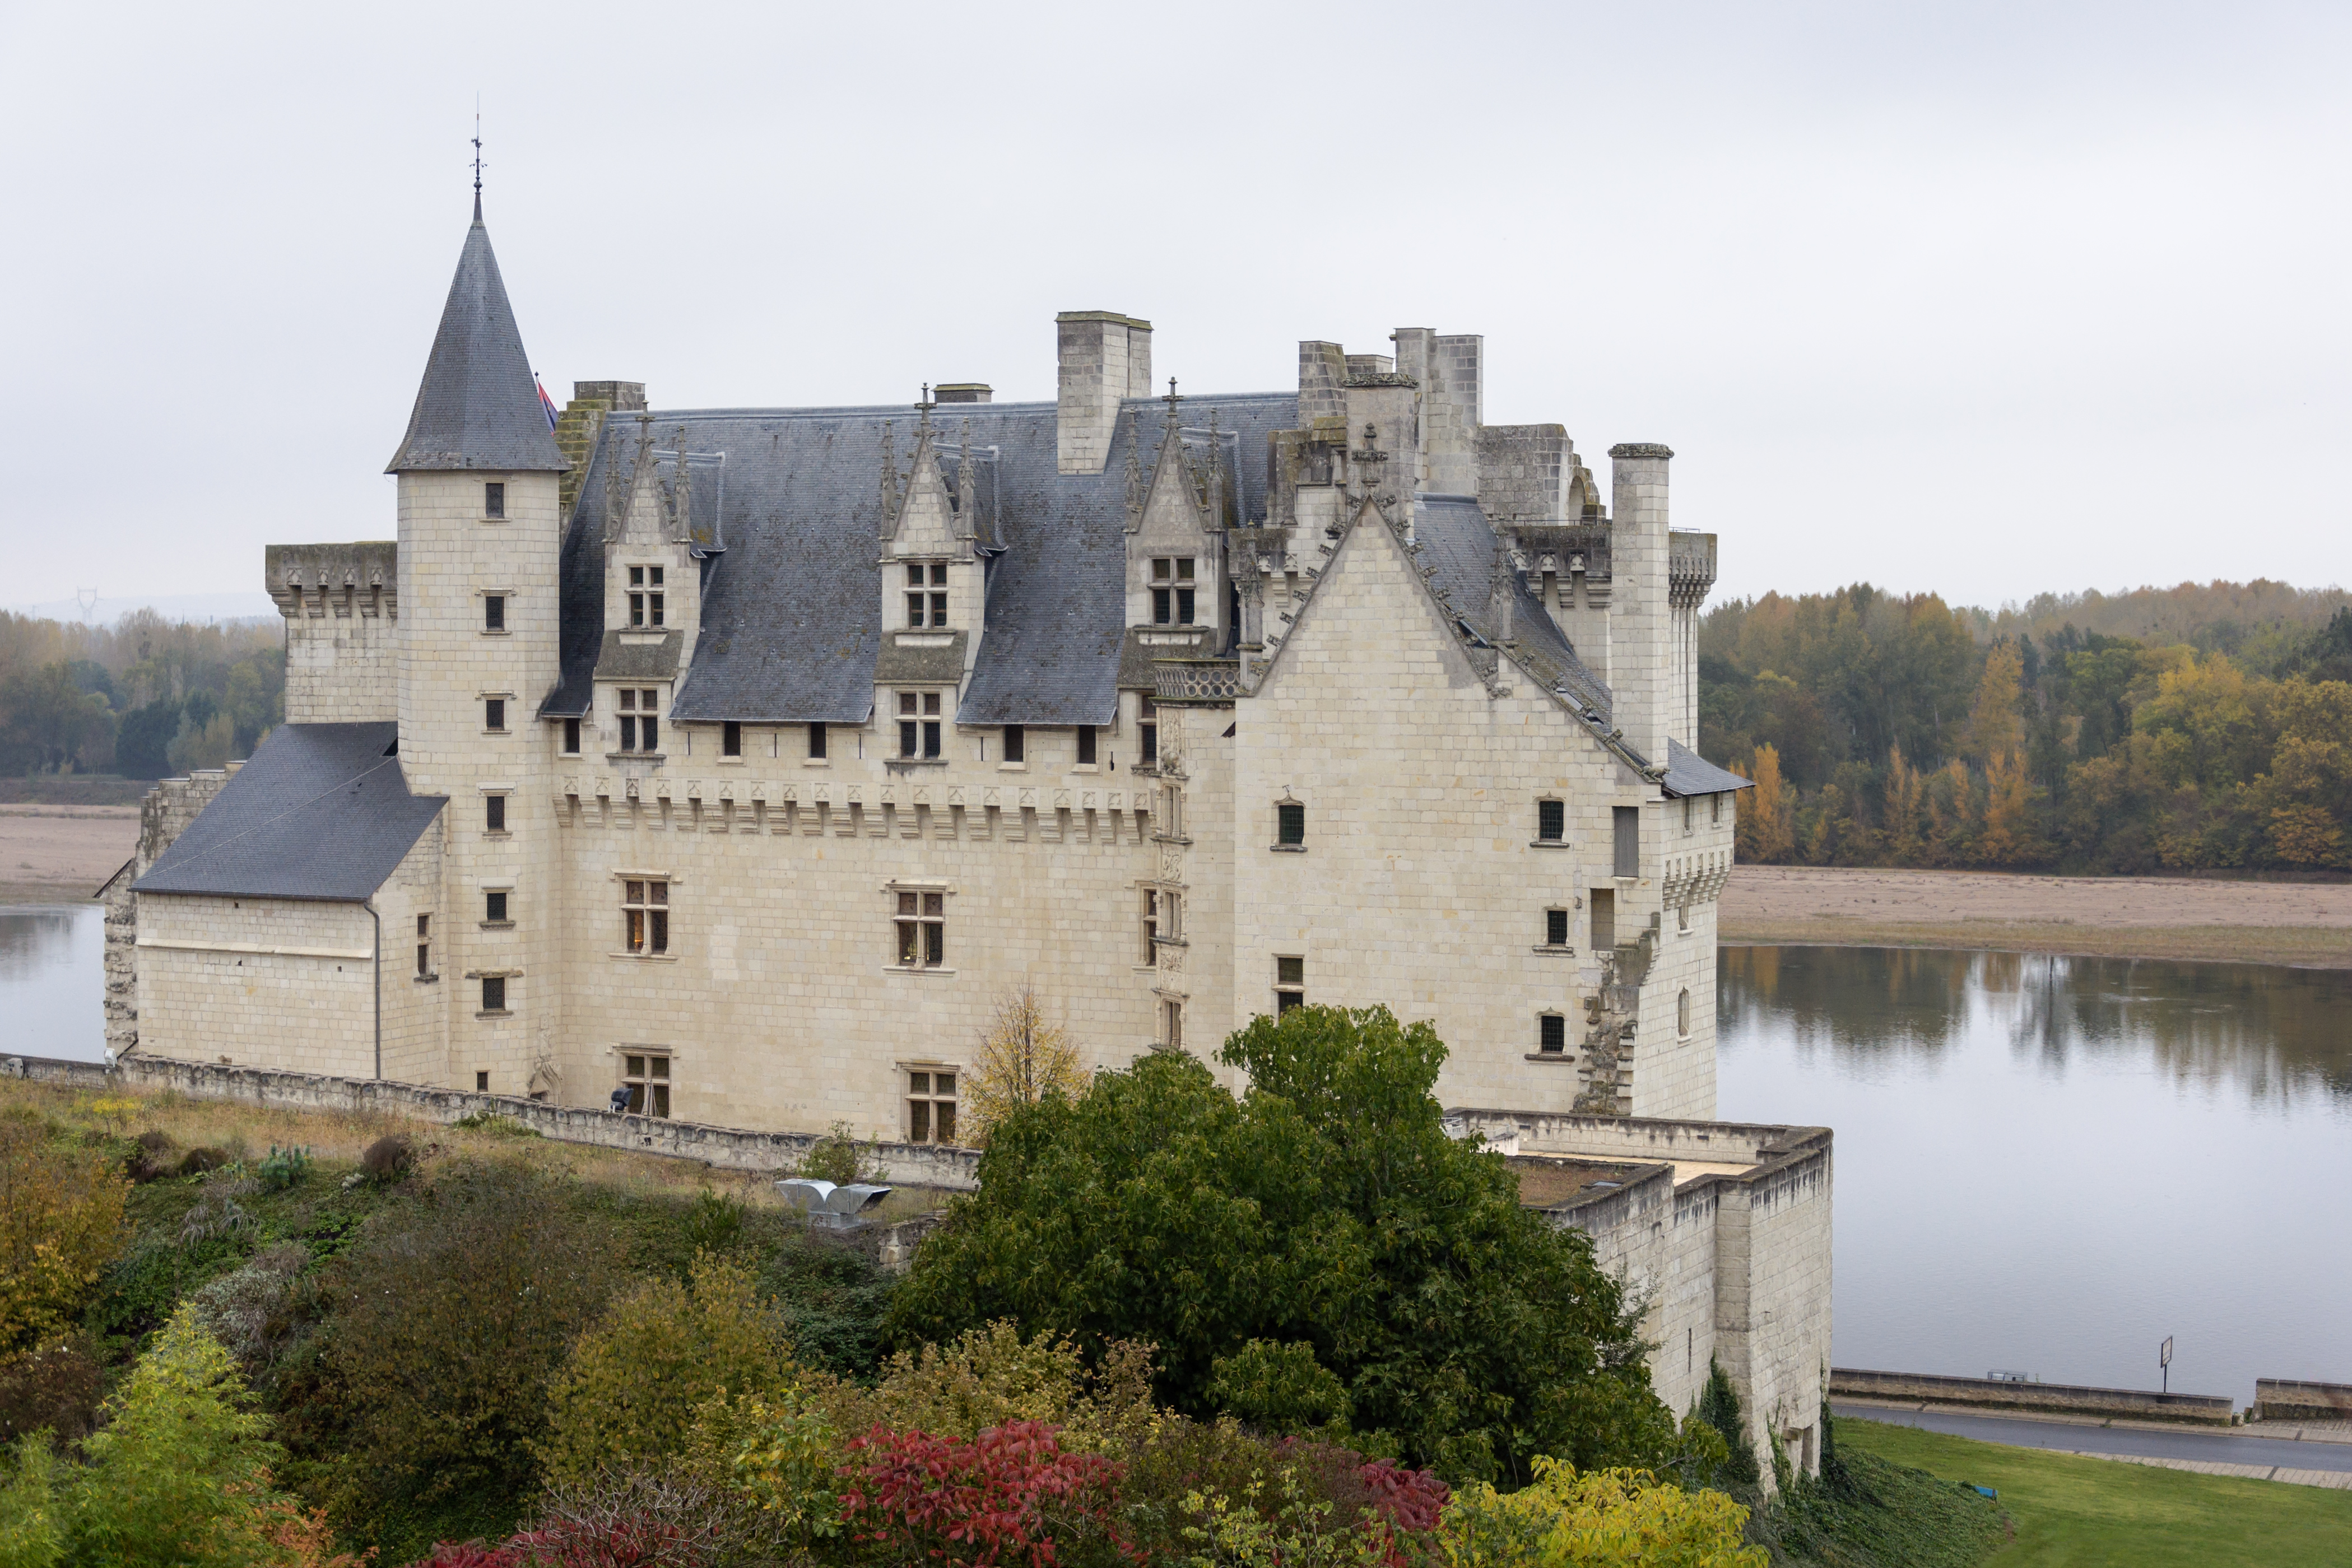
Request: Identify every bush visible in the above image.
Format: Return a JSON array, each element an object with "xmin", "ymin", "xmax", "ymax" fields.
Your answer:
[
  {"xmin": 0, "ymin": 1338, "xmax": 104, "ymax": 1448},
  {"xmin": 128, "ymin": 1130, "xmax": 177, "ymax": 1185},
  {"xmin": 188, "ymin": 1242, "xmax": 313, "ymax": 1375},
  {"xmin": 788, "ymin": 1122, "xmax": 886, "ymax": 1187},
  {"xmin": 839, "ymin": 1420, "xmax": 1133, "ymax": 1568},
  {"xmin": 536, "ymin": 1253, "xmax": 794, "ymax": 1488},
  {"xmin": 0, "ymin": 1116, "xmax": 129, "ymax": 1355},
  {"xmin": 300, "ymin": 1161, "xmax": 620, "ymax": 1553},
  {"xmin": 887, "ymin": 1006, "xmax": 1673, "ymax": 1482},
  {"xmin": 257, "ymin": 1146, "xmax": 312, "ymax": 1193},
  {"xmin": 680, "ymin": 1190, "xmax": 746, "ymax": 1259},
  {"xmin": 450, "ymin": 1113, "xmax": 537, "ymax": 1138},
  {"xmin": 359, "ymin": 1136, "xmax": 414, "ymax": 1184},
  {"xmin": 177, "ymin": 1147, "xmax": 233, "ymax": 1178},
  {"xmin": 757, "ymin": 1235, "xmax": 896, "ymax": 1380},
  {"xmin": 833, "ymin": 1321, "xmax": 1160, "ymax": 1454},
  {"xmin": 57, "ymin": 1304, "xmax": 305, "ymax": 1568},
  {"xmin": 1692, "ymin": 1362, "xmax": 1758, "ymax": 1488},
  {"xmin": 1431, "ymin": 1458, "xmax": 1764, "ymax": 1568},
  {"xmin": 1206, "ymin": 1341, "xmax": 1350, "ymax": 1440}
]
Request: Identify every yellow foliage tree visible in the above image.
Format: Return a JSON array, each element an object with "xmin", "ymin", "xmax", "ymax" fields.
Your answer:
[
  {"xmin": 962, "ymin": 985, "xmax": 1086, "ymax": 1145},
  {"xmin": 1979, "ymin": 750, "xmax": 2038, "ymax": 867},
  {"xmin": 1733, "ymin": 746, "xmax": 1792, "ymax": 863},
  {"xmin": 1967, "ymin": 640, "xmax": 2025, "ymax": 765},
  {"xmin": 1432, "ymin": 1457, "xmax": 1765, "ymax": 1568},
  {"xmin": 1881, "ymin": 746, "xmax": 1925, "ymax": 863},
  {"xmin": 0, "ymin": 1116, "xmax": 129, "ymax": 1355},
  {"xmin": 536, "ymin": 1252, "xmax": 796, "ymax": 1487}
]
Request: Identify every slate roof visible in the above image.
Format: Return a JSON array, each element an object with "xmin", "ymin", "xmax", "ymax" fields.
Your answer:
[
  {"xmin": 135, "ymin": 724, "xmax": 445, "ymax": 901},
  {"xmin": 386, "ymin": 200, "xmax": 568, "ymax": 474},
  {"xmin": 546, "ymin": 393, "xmax": 1296, "ymax": 727},
  {"xmin": 1414, "ymin": 495, "xmax": 1615, "ymax": 719},
  {"xmin": 1662, "ymin": 739, "xmax": 1753, "ymax": 797}
]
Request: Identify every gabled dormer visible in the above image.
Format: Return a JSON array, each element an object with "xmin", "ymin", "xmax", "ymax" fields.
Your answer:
[
  {"xmin": 876, "ymin": 398, "xmax": 987, "ymax": 745},
  {"xmin": 1126, "ymin": 389, "xmax": 1230, "ymax": 652}
]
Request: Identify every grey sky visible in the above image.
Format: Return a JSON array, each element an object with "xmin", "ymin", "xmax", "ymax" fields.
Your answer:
[{"xmin": 3, "ymin": 1, "xmax": 2345, "ymax": 612}]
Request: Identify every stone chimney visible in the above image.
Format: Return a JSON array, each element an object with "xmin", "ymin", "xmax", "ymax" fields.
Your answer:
[
  {"xmin": 1608, "ymin": 443, "xmax": 1674, "ymax": 769},
  {"xmin": 934, "ymin": 383, "xmax": 992, "ymax": 404},
  {"xmin": 1056, "ymin": 311, "xmax": 1152, "ymax": 474},
  {"xmin": 574, "ymin": 380, "xmax": 647, "ymax": 411}
]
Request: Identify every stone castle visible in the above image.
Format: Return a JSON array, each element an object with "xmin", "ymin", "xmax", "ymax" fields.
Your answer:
[{"xmin": 108, "ymin": 196, "xmax": 1829, "ymax": 1472}]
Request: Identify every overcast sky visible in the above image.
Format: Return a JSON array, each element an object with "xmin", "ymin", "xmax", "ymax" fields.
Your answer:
[{"xmin": 3, "ymin": 1, "xmax": 2346, "ymax": 614}]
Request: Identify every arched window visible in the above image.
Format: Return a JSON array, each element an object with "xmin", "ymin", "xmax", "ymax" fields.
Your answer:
[{"xmin": 1677, "ymin": 988, "xmax": 1692, "ymax": 1037}]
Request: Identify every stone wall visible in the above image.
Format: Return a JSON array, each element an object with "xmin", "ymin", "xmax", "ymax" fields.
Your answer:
[
  {"xmin": 2253, "ymin": 1379, "xmax": 2352, "ymax": 1422},
  {"xmin": 268, "ymin": 542, "xmax": 400, "ymax": 724},
  {"xmin": 1833, "ymin": 1368, "xmax": 2233, "ymax": 1426},
  {"xmin": 105, "ymin": 767, "xmax": 237, "ymax": 1057}
]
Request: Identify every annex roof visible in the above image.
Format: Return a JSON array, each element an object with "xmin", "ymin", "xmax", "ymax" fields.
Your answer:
[
  {"xmin": 1662, "ymin": 739, "xmax": 1753, "ymax": 797},
  {"xmin": 386, "ymin": 200, "xmax": 568, "ymax": 474},
  {"xmin": 134, "ymin": 723, "xmax": 445, "ymax": 902},
  {"xmin": 544, "ymin": 393, "xmax": 1297, "ymax": 726}
]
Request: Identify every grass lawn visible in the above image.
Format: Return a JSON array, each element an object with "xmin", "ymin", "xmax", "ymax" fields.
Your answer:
[{"xmin": 1837, "ymin": 1417, "xmax": 2352, "ymax": 1567}]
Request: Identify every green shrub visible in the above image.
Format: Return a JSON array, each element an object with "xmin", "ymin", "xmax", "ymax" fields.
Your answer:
[
  {"xmin": 0, "ymin": 1118, "xmax": 130, "ymax": 1355},
  {"xmin": 187, "ymin": 1242, "xmax": 312, "ymax": 1375},
  {"xmin": 255, "ymin": 1146, "xmax": 310, "ymax": 1194},
  {"xmin": 757, "ymin": 1233, "xmax": 896, "ymax": 1379},
  {"xmin": 297, "ymin": 1160, "xmax": 619, "ymax": 1554},
  {"xmin": 682, "ymin": 1188, "xmax": 747, "ymax": 1258},
  {"xmin": 536, "ymin": 1252, "xmax": 794, "ymax": 1488},
  {"xmin": 1693, "ymin": 1361, "xmax": 1758, "ymax": 1488},
  {"xmin": 1207, "ymin": 1340, "xmax": 1351, "ymax": 1439},
  {"xmin": 450, "ymin": 1111, "xmax": 538, "ymax": 1138},
  {"xmin": 830, "ymin": 1320, "xmax": 1161, "ymax": 1454},
  {"xmin": 788, "ymin": 1123, "xmax": 885, "ymax": 1186}
]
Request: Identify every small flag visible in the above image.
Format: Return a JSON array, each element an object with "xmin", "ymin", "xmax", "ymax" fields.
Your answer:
[{"xmin": 536, "ymin": 374, "xmax": 560, "ymax": 431}]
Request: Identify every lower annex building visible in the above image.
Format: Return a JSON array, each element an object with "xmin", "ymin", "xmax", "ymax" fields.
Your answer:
[{"xmin": 109, "ymin": 196, "xmax": 1829, "ymax": 1470}]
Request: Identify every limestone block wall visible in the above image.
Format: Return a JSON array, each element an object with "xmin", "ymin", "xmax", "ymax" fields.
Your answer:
[
  {"xmin": 1233, "ymin": 517, "xmax": 1668, "ymax": 1113},
  {"xmin": 268, "ymin": 542, "xmax": 399, "ymax": 724},
  {"xmin": 1718, "ymin": 1140, "xmax": 1835, "ymax": 1478},
  {"xmin": 397, "ymin": 468, "xmax": 563, "ymax": 1099},
  {"xmin": 105, "ymin": 769, "xmax": 236, "ymax": 1056},
  {"xmin": 136, "ymin": 894, "xmax": 381, "ymax": 1076}
]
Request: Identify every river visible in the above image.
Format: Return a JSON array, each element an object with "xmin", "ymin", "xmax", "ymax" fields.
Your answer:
[{"xmin": 1719, "ymin": 943, "xmax": 2352, "ymax": 1411}]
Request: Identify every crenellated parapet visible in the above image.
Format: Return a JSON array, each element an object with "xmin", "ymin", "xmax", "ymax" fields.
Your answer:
[
  {"xmin": 267, "ymin": 542, "xmax": 399, "ymax": 620},
  {"xmin": 1668, "ymin": 531, "xmax": 1718, "ymax": 610}
]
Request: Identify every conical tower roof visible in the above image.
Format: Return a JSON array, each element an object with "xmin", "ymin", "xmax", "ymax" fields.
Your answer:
[{"xmin": 385, "ymin": 199, "xmax": 567, "ymax": 473}]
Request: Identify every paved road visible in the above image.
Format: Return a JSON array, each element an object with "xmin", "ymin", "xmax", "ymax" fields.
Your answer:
[{"xmin": 1834, "ymin": 1403, "xmax": 2352, "ymax": 1473}]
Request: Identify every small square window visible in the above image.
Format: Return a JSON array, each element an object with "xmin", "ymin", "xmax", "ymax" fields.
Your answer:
[
  {"xmin": 906, "ymin": 564, "xmax": 926, "ymax": 588},
  {"xmin": 649, "ymin": 566, "xmax": 664, "ymax": 587},
  {"xmin": 476, "ymin": 1070, "xmax": 490, "ymax": 1091},
  {"xmin": 485, "ymin": 891, "xmax": 508, "ymax": 923},
  {"xmin": 930, "ymin": 563, "xmax": 948, "ymax": 585},
  {"xmin": 630, "ymin": 566, "xmax": 645, "ymax": 588},
  {"xmin": 1277, "ymin": 802, "xmax": 1305, "ymax": 846},
  {"xmin": 484, "ymin": 594, "xmax": 505, "ymax": 631},
  {"xmin": 1540, "ymin": 1015, "xmax": 1567, "ymax": 1054},
  {"xmin": 620, "ymin": 689, "xmax": 636, "ymax": 710},
  {"xmin": 481, "ymin": 975, "xmax": 506, "ymax": 1013},
  {"xmin": 1537, "ymin": 799, "xmax": 1565, "ymax": 842},
  {"xmin": 484, "ymin": 481, "xmax": 505, "ymax": 518},
  {"xmin": 486, "ymin": 794, "xmax": 506, "ymax": 832},
  {"xmin": 1546, "ymin": 908, "xmax": 1570, "ymax": 947},
  {"xmin": 485, "ymin": 698, "xmax": 505, "ymax": 732}
]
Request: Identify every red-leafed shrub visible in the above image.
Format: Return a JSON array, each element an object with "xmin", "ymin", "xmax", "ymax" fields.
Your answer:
[
  {"xmin": 840, "ymin": 1420, "xmax": 1137, "ymax": 1568},
  {"xmin": 405, "ymin": 1517, "xmax": 710, "ymax": 1568},
  {"xmin": 1351, "ymin": 1457, "xmax": 1449, "ymax": 1565}
]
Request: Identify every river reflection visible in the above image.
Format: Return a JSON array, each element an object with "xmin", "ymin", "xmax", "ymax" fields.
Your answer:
[
  {"xmin": 0, "ymin": 904, "xmax": 106, "ymax": 1062},
  {"xmin": 1719, "ymin": 944, "xmax": 2352, "ymax": 1407}
]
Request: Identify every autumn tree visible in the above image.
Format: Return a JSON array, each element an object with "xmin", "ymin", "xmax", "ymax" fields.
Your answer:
[
  {"xmin": 0, "ymin": 1118, "xmax": 128, "ymax": 1355},
  {"xmin": 963, "ymin": 985, "xmax": 1086, "ymax": 1145},
  {"xmin": 1733, "ymin": 745, "xmax": 1792, "ymax": 863}
]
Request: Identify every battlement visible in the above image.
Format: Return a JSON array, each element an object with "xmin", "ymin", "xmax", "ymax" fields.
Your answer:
[
  {"xmin": 266, "ymin": 541, "xmax": 398, "ymax": 619},
  {"xmin": 267, "ymin": 542, "xmax": 399, "ymax": 723}
]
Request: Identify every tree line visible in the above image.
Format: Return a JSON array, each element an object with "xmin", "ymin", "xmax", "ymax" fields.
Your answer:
[
  {"xmin": 0, "ymin": 611, "xmax": 283, "ymax": 780},
  {"xmin": 1700, "ymin": 579, "xmax": 2352, "ymax": 873}
]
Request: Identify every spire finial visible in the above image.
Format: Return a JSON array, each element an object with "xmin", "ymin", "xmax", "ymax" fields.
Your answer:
[
  {"xmin": 916, "ymin": 384, "xmax": 935, "ymax": 439},
  {"xmin": 471, "ymin": 102, "xmax": 486, "ymax": 220}
]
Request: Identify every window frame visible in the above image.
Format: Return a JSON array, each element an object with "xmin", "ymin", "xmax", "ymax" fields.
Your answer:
[
  {"xmin": 1076, "ymin": 724, "xmax": 1098, "ymax": 766},
  {"xmin": 808, "ymin": 722, "xmax": 828, "ymax": 760},
  {"xmin": 1138, "ymin": 697, "xmax": 1158, "ymax": 765},
  {"xmin": 1273, "ymin": 954, "xmax": 1304, "ymax": 1015},
  {"xmin": 485, "ymin": 794, "xmax": 506, "ymax": 833},
  {"xmin": 892, "ymin": 887, "xmax": 947, "ymax": 969},
  {"xmin": 1612, "ymin": 805, "xmax": 1640, "ymax": 877},
  {"xmin": 484, "ymin": 594, "xmax": 506, "ymax": 631},
  {"xmin": 484, "ymin": 481, "xmax": 505, "ymax": 519},
  {"xmin": 1002, "ymin": 724, "xmax": 1025, "ymax": 764},
  {"xmin": 1140, "ymin": 888, "xmax": 1159, "ymax": 964},
  {"xmin": 1677, "ymin": 988, "xmax": 1693, "ymax": 1039},
  {"xmin": 621, "ymin": 878, "xmax": 671, "ymax": 956},
  {"xmin": 1537, "ymin": 798, "xmax": 1565, "ymax": 843},
  {"xmin": 722, "ymin": 720, "xmax": 742, "ymax": 757},
  {"xmin": 415, "ymin": 913, "xmax": 431, "ymax": 978},
  {"xmin": 897, "ymin": 691, "xmax": 942, "ymax": 759},
  {"xmin": 1539, "ymin": 1013, "xmax": 1567, "ymax": 1054},
  {"xmin": 480, "ymin": 974, "xmax": 506, "ymax": 1013},
  {"xmin": 484, "ymin": 890, "xmax": 509, "ymax": 925},
  {"xmin": 621, "ymin": 1051, "xmax": 672, "ymax": 1118},
  {"xmin": 562, "ymin": 716, "xmax": 580, "ymax": 754},
  {"xmin": 484, "ymin": 697, "xmax": 506, "ymax": 732},
  {"xmin": 1276, "ymin": 801, "xmax": 1305, "ymax": 848},
  {"xmin": 906, "ymin": 1068, "xmax": 958, "ymax": 1144},
  {"xmin": 1545, "ymin": 907, "xmax": 1571, "ymax": 948}
]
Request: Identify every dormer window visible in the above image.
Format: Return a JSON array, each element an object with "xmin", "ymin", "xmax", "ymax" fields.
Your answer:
[
  {"xmin": 618, "ymin": 688, "xmax": 659, "ymax": 752},
  {"xmin": 628, "ymin": 566, "xmax": 666, "ymax": 629},
  {"xmin": 905, "ymin": 563, "xmax": 949, "ymax": 627},
  {"xmin": 484, "ymin": 481, "xmax": 505, "ymax": 519},
  {"xmin": 1151, "ymin": 558, "xmax": 1197, "ymax": 625}
]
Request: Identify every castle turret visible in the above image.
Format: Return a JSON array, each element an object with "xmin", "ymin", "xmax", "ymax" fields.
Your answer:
[{"xmin": 388, "ymin": 193, "xmax": 568, "ymax": 1097}]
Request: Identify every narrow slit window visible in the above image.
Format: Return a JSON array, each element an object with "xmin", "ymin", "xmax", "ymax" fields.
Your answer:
[
  {"xmin": 1682, "ymin": 796, "xmax": 1694, "ymax": 835},
  {"xmin": 1140, "ymin": 888, "xmax": 1158, "ymax": 962},
  {"xmin": 1163, "ymin": 998, "xmax": 1183, "ymax": 1050},
  {"xmin": 1677, "ymin": 988, "xmax": 1693, "ymax": 1037},
  {"xmin": 1613, "ymin": 805, "xmax": 1640, "ymax": 877},
  {"xmin": 416, "ymin": 914, "xmax": 430, "ymax": 976},
  {"xmin": 1537, "ymin": 799, "xmax": 1565, "ymax": 842},
  {"xmin": 1276, "ymin": 802, "xmax": 1305, "ymax": 846},
  {"xmin": 1139, "ymin": 697, "xmax": 1158, "ymax": 765}
]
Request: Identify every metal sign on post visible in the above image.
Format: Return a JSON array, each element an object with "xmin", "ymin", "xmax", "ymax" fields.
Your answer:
[{"xmin": 2160, "ymin": 1336, "xmax": 2173, "ymax": 1394}]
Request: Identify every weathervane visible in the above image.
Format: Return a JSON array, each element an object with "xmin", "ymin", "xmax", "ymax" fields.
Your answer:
[{"xmin": 472, "ymin": 100, "xmax": 485, "ymax": 208}]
